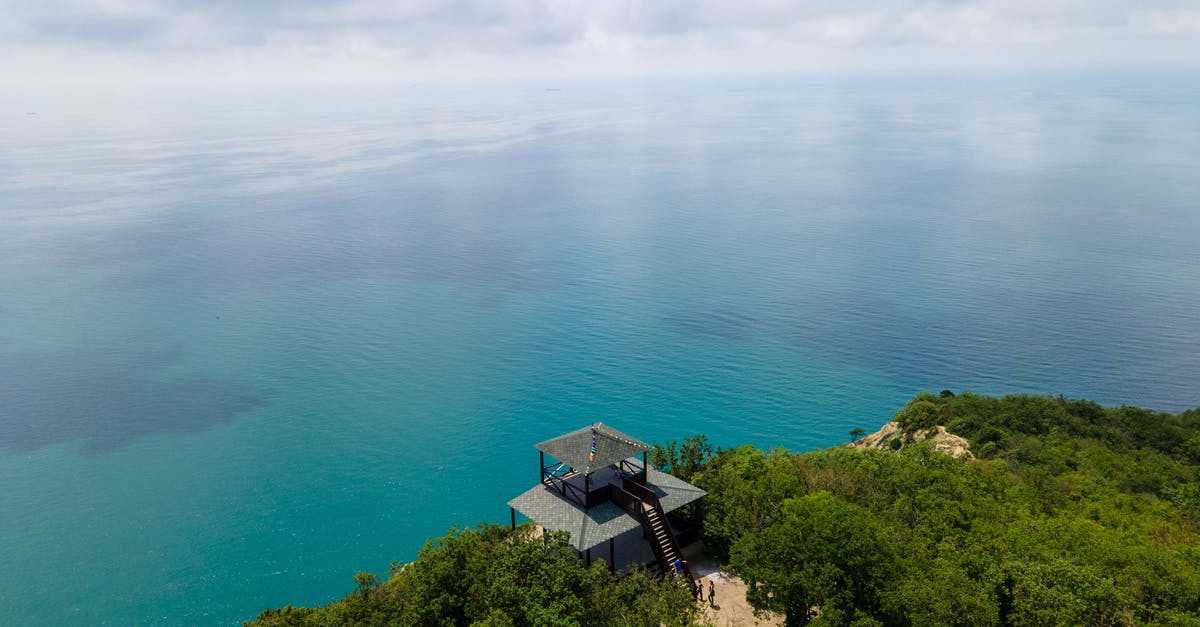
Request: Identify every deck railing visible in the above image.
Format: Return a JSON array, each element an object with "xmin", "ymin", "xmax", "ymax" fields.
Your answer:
[
  {"xmin": 619, "ymin": 459, "xmax": 648, "ymax": 484},
  {"xmin": 622, "ymin": 477, "xmax": 656, "ymax": 503},
  {"xmin": 542, "ymin": 472, "xmax": 588, "ymax": 509},
  {"xmin": 611, "ymin": 486, "xmax": 646, "ymax": 519}
]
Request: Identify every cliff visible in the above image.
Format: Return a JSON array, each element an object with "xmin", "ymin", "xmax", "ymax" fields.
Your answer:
[{"xmin": 849, "ymin": 421, "xmax": 975, "ymax": 459}]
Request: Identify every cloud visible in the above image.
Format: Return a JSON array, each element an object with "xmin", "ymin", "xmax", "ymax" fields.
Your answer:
[{"xmin": 1, "ymin": 0, "xmax": 1197, "ymax": 85}]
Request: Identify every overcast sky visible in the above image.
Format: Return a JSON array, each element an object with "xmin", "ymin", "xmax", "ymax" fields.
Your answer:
[{"xmin": 3, "ymin": 0, "xmax": 1199, "ymax": 86}]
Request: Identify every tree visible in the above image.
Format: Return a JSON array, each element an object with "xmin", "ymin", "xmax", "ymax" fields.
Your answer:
[
  {"xmin": 693, "ymin": 445, "xmax": 778, "ymax": 560},
  {"xmin": 849, "ymin": 428, "xmax": 866, "ymax": 443},
  {"xmin": 887, "ymin": 554, "xmax": 1001, "ymax": 626},
  {"xmin": 353, "ymin": 572, "xmax": 377, "ymax": 598},
  {"xmin": 1006, "ymin": 559, "xmax": 1133, "ymax": 626},
  {"xmin": 893, "ymin": 396, "xmax": 940, "ymax": 432},
  {"xmin": 651, "ymin": 435, "xmax": 714, "ymax": 481},
  {"xmin": 729, "ymin": 492, "xmax": 899, "ymax": 626},
  {"xmin": 676, "ymin": 435, "xmax": 714, "ymax": 481},
  {"xmin": 650, "ymin": 440, "xmax": 677, "ymax": 471}
]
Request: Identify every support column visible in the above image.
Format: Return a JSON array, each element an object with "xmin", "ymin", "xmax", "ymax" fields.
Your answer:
[
  {"xmin": 609, "ymin": 538, "xmax": 615, "ymax": 573},
  {"xmin": 540, "ymin": 451, "xmax": 545, "ymax": 482},
  {"xmin": 510, "ymin": 508, "xmax": 516, "ymax": 530},
  {"xmin": 585, "ymin": 548, "xmax": 591, "ymax": 567}
]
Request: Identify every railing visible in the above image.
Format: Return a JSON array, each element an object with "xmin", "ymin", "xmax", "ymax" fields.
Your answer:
[
  {"xmin": 543, "ymin": 470, "xmax": 588, "ymax": 509},
  {"xmin": 584, "ymin": 483, "xmax": 611, "ymax": 508},
  {"xmin": 622, "ymin": 478, "xmax": 656, "ymax": 503},
  {"xmin": 619, "ymin": 459, "xmax": 648, "ymax": 484},
  {"xmin": 611, "ymin": 486, "xmax": 646, "ymax": 519}
]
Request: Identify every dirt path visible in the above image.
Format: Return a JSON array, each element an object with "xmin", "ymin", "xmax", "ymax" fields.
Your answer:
[{"xmin": 682, "ymin": 543, "xmax": 784, "ymax": 627}]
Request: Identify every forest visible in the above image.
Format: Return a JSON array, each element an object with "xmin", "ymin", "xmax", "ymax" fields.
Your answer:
[{"xmin": 248, "ymin": 393, "xmax": 1200, "ymax": 626}]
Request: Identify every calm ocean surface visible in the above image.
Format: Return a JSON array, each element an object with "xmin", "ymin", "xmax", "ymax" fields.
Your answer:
[{"xmin": 2, "ymin": 71, "xmax": 1198, "ymax": 624}]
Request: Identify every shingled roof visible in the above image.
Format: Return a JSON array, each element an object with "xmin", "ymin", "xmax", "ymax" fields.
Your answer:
[
  {"xmin": 534, "ymin": 423, "xmax": 652, "ymax": 475},
  {"xmin": 507, "ymin": 463, "xmax": 706, "ymax": 551}
]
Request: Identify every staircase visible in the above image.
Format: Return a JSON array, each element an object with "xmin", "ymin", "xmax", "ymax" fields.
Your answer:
[{"xmin": 617, "ymin": 480, "xmax": 692, "ymax": 581}]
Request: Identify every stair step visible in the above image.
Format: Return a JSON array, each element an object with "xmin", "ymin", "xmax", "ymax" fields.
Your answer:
[{"xmin": 634, "ymin": 499, "xmax": 688, "ymax": 579}]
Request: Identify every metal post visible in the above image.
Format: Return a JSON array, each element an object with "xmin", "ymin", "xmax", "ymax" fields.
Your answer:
[
  {"xmin": 510, "ymin": 507, "xmax": 516, "ymax": 530},
  {"xmin": 540, "ymin": 451, "xmax": 545, "ymax": 482},
  {"xmin": 585, "ymin": 547, "xmax": 591, "ymax": 567},
  {"xmin": 609, "ymin": 538, "xmax": 615, "ymax": 573},
  {"xmin": 643, "ymin": 451, "xmax": 648, "ymax": 469}
]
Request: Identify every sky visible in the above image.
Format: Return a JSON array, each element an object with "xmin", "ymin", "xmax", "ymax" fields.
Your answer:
[{"xmin": 2, "ymin": 0, "xmax": 1199, "ymax": 86}]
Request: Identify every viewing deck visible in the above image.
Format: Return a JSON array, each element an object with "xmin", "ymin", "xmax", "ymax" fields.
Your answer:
[
  {"xmin": 507, "ymin": 422, "xmax": 706, "ymax": 575},
  {"xmin": 508, "ymin": 460, "xmax": 704, "ymax": 555}
]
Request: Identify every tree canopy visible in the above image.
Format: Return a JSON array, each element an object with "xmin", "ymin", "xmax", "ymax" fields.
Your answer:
[
  {"xmin": 694, "ymin": 393, "xmax": 1200, "ymax": 626},
  {"xmin": 730, "ymin": 492, "xmax": 898, "ymax": 626},
  {"xmin": 246, "ymin": 525, "xmax": 699, "ymax": 627}
]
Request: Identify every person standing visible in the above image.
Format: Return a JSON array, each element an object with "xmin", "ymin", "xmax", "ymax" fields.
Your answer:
[{"xmin": 708, "ymin": 580, "xmax": 715, "ymax": 607}]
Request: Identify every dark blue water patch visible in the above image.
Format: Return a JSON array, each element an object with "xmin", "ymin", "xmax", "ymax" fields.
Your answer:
[
  {"xmin": 0, "ymin": 344, "xmax": 262, "ymax": 453},
  {"xmin": 664, "ymin": 310, "xmax": 759, "ymax": 340}
]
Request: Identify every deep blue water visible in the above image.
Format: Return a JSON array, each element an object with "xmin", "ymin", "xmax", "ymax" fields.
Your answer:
[{"xmin": 2, "ymin": 71, "xmax": 1198, "ymax": 625}]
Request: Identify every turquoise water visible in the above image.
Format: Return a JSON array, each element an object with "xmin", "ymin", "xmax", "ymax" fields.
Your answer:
[{"xmin": 2, "ymin": 72, "xmax": 1199, "ymax": 624}]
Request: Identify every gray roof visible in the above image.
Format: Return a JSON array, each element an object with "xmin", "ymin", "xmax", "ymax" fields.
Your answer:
[
  {"xmin": 507, "ymin": 466, "xmax": 706, "ymax": 551},
  {"xmin": 535, "ymin": 423, "xmax": 651, "ymax": 475}
]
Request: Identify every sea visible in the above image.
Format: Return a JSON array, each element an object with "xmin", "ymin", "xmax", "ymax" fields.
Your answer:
[{"xmin": 2, "ymin": 70, "xmax": 1198, "ymax": 625}]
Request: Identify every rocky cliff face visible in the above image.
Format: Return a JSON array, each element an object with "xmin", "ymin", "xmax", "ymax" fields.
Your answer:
[{"xmin": 849, "ymin": 422, "xmax": 975, "ymax": 460}]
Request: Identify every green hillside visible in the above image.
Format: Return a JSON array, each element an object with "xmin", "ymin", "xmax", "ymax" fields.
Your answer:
[{"xmin": 249, "ymin": 393, "xmax": 1200, "ymax": 626}]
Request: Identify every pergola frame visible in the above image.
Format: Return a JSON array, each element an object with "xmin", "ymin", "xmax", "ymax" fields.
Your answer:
[
  {"xmin": 540, "ymin": 449, "xmax": 648, "ymax": 508},
  {"xmin": 535, "ymin": 423, "xmax": 653, "ymax": 508}
]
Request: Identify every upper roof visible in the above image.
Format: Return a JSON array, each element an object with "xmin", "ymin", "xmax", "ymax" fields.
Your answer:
[{"xmin": 535, "ymin": 423, "xmax": 652, "ymax": 475}]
